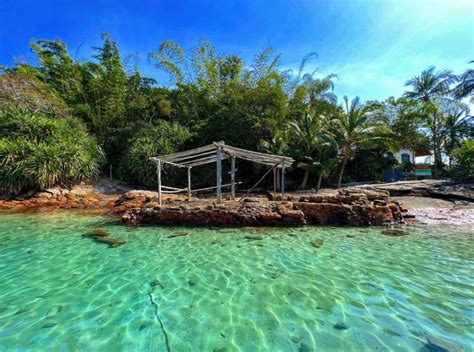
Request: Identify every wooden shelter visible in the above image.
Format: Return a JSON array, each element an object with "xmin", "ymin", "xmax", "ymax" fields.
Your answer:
[{"xmin": 150, "ymin": 142, "xmax": 294, "ymax": 205}]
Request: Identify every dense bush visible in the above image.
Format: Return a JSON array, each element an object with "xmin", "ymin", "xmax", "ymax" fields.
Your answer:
[
  {"xmin": 0, "ymin": 109, "xmax": 103, "ymax": 194},
  {"xmin": 1, "ymin": 36, "xmax": 472, "ymax": 191},
  {"xmin": 448, "ymin": 140, "xmax": 474, "ymax": 181},
  {"xmin": 118, "ymin": 121, "xmax": 190, "ymax": 188}
]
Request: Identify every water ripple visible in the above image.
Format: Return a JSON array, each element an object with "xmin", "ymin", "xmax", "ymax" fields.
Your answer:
[{"xmin": 0, "ymin": 212, "xmax": 472, "ymax": 351}]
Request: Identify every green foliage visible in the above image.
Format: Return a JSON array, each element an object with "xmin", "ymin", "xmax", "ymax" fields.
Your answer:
[
  {"xmin": 404, "ymin": 66, "xmax": 459, "ymax": 172},
  {"xmin": 448, "ymin": 140, "xmax": 474, "ymax": 181},
  {"xmin": 347, "ymin": 149, "xmax": 398, "ymax": 182},
  {"xmin": 1, "ymin": 35, "xmax": 472, "ymax": 192},
  {"xmin": 333, "ymin": 96, "xmax": 390, "ymax": 187},
  {"xmin": 404, "ymin": 67, "xmax": 454, "ymax": 102},
  {"xmin": 29, "ymin": 39, "xmax": 84, "ymax": 107},
  {"xmin": 439, "ymin": 106, "xmax": 473, "ymax": 157},
  {"xmin": 0, "ymin": 109, "xmax": 103, "ymax": 194},
  {"xmin": 118, "ymin": 121, "xmax": 190, "ymax": 188},
  {"xmin": 453, "ymin": 61, "xmax": 474, "ymax": 102},
  {"xmin": 381, "ymin": 97, "xmax": 430, "ymax": 152},
  {"xmin": 289, "ymin": 110, "xmax": 337, "ymax": 188},
  {"xmin": 150, "ymin": 40, "xmax": 289, "ymax": 152}
]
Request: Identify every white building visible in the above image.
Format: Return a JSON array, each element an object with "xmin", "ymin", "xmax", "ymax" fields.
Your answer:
[{"xmin": 394, "ymin": 148, "xmax": 415, "ymax": 164}]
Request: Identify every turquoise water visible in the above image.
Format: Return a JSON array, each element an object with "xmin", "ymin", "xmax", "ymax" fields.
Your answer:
[{"xmin": 0, "ymin": 212, "xmax": 472, "ymax": 351}]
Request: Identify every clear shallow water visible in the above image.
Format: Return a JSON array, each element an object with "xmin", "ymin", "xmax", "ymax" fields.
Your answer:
[{"xmin": 0, "ymin": 212, "xmax": 472, "ymax": 352}]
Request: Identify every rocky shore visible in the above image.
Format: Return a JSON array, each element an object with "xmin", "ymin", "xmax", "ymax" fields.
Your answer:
[
  {"xmin": 391, "ymin": 196, "xmax": 474, "ymax": 226},
  {"xmin": 1, "ymin": 180, "xmax": 472, "ymax": 227},
  {"xmin": 0, "ymin": 181, "xmax": 132, "ymax": 211},
  {"xmin": 351, "ymin": 179, "xmax": 473, "ymax": 202},
  {"xmin": 113, "ymin": 188, "xmax": 404, "ymax": 226}
]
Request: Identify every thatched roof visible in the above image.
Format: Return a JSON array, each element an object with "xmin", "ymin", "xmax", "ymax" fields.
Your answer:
[{"xmin": 151, "ymin": 141, "xmax": 294, "ymax": 168}]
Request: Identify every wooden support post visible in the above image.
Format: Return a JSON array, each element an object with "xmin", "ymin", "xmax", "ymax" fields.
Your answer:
[
  {"xmin": 187, "ymin": 167, "xmax": 192, "ymax": 197},
  {"xmin": 231, "ymin": 156, "xmax": 236, "ymax": 200},
  {"xmin": 281, "ymin": 161, "xmax": 285, "ymax": 200},
  {"xmin": 157, "ymin": 160, "xmax": 162, "ymax": 205},
  {"xmin": 216, "ymin": 146, "xmax": 222, "ymax": 204},
  {"xmin": 273, "ymin": 166, "xmax": 277, "ymax": 195}
]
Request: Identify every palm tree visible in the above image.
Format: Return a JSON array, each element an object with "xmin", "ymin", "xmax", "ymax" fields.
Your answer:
[
  {"xmin": 301, "ymin": 136, "xmax": 338, "ymax": 190},
  {"xmin": 334, "ymin": 96, "xmax": 389, "ymax": 188},
  {"xmin": 289, "ymin": 110, "xmax": 334, "ymax": 189},
  {"xmin": 453, "ymin": 61, "xmax": 474, "ymax": 102},
  {"xmin": 404, "ymin": 67, "xmax": 456, "ymax": 174},
  {"xmin": 439, "ymin": 107, "xmax": 473, "ymax": 164},
  {"xmin": 289, "ymin": 74, "xmax": 337, "ymax": 119}
]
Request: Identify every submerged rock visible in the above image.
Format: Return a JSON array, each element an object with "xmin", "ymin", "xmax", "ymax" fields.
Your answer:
[
  {"xmin": 310, "ymin": 239, "xmax": 324, "ymax": 248},
  {"xmin": 167, "ymin": 231, "xmax": 188, "ymax": 238},
  {"xmin": 333, "ymin": 321, "xmax": 350, "ymax": 330},
  {"xmin": 212, "ymin": 348, "xmax": 227, "ymax": 352},
  {"xmin": 244, "ymin": 234, "xmax": 263, "ymax": 240},
  {"xmin": 298, "ymin": 342, "xmax": 313, "ymax": 352},
  {"xmin": 87, "ymin": 229, "xmax": 110, "ymax": 237},
  {"xmin": 83, "ymin": 228, "xmax": 125, "ymax": 247},
  {"xmin": 150, "ymin": 278, "xmax": 164, "ymax": 289},
  {"xmin": 381, "ymin": 229, "xmax": 408, "ymax": 236},
  {"xmin": 92, "ymin": 236, "xmax": 126, "ymax": 248}
]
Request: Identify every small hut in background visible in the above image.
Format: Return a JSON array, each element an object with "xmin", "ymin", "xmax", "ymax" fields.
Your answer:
[{"xmin": 150, "ymin": 142, "xmax": 294, "ymax": 204}]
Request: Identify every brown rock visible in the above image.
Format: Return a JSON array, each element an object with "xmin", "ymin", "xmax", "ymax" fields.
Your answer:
[
  {"xmin": 116, "ymin": 187, "xmax": 403, "ymax": 227},
  {"xmin": 295, "ymin": 202, "xmax": 353, "ymax": 225},
  {"xmin": 34, "ymin": 192, "xmax": 53, "ymax": 199},
  {"xmin": 257, "ymin": 211, "xmax": 282, "ymax": 222}
]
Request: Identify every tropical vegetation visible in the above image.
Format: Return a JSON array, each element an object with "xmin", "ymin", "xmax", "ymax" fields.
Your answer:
[
  {"xmin": 0, "ymin": 109, "xmax": 103, "ymax": 194},
  {"xmin": 0, "ymin": 35, "xmax": 472, "ymax": 195}
]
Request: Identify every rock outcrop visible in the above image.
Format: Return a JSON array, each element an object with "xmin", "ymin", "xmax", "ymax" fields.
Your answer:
[
  {"xmin": 0, "ymin": 181, "xmax": 125, "ymax": 211},
  {"xmin": 351, "ymin": 180, "xmax": 474, "ymax": 202},
  {"xmin": 114, "ymin": 189, "xmax": 403, "ymax": 227}
]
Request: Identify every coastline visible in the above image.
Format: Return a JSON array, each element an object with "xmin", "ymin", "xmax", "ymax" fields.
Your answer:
[
  {"xmin": 1, "ymin": 180, "xmax": 472, "ymax": 227},
  {"xmin": 392, "ymin": 196, "xmax": 474, "ymax": 226}
]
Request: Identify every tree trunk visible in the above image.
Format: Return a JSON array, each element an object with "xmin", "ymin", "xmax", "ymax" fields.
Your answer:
[
  {"xmin": 316, "ymin": 175, "xmax": 322, "ymax": 191},
  {"xmin": 300, "ymin": 170, "xmax": 309, "ymax": 190},
  {"xmin": 432, "ymin": 112, "xmax": 443, "ymax": 177},
  {"xmin": 337, "ymin": 154, "xmax": 348, "ymax": 189}
]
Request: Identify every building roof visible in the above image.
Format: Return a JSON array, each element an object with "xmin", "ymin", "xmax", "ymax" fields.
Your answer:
[{"xmin": 151, "ymin": 142, "xmax": 294, "ymax": 168}]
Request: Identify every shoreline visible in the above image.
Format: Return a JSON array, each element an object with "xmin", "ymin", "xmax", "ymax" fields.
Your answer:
[{"xmin": 1, "ymin": 180, "xmax": 472, "ymax": 227}]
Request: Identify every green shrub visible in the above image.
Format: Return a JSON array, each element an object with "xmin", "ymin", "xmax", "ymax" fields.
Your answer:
[
  {"xmin": 449, "ymin": 140, "xmax": 474, "ymax": 181},
  {"xmin": 118, "ymin": 121, "xmax": 190, "ymax": 188},
  {"xmin": 0, "ymin": 109, "xmax": 103, "ymax": 194}
]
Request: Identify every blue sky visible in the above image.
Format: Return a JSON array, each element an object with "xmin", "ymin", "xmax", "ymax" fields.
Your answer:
[{"xmin": 0, "ymin": 0, "xmax": 473, "ymax": 102}]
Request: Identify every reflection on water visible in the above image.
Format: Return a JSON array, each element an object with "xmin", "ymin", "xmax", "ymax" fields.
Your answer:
[{"xmin": 0, "ymin": 212, "xmax": 472, "ymax": 351}]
